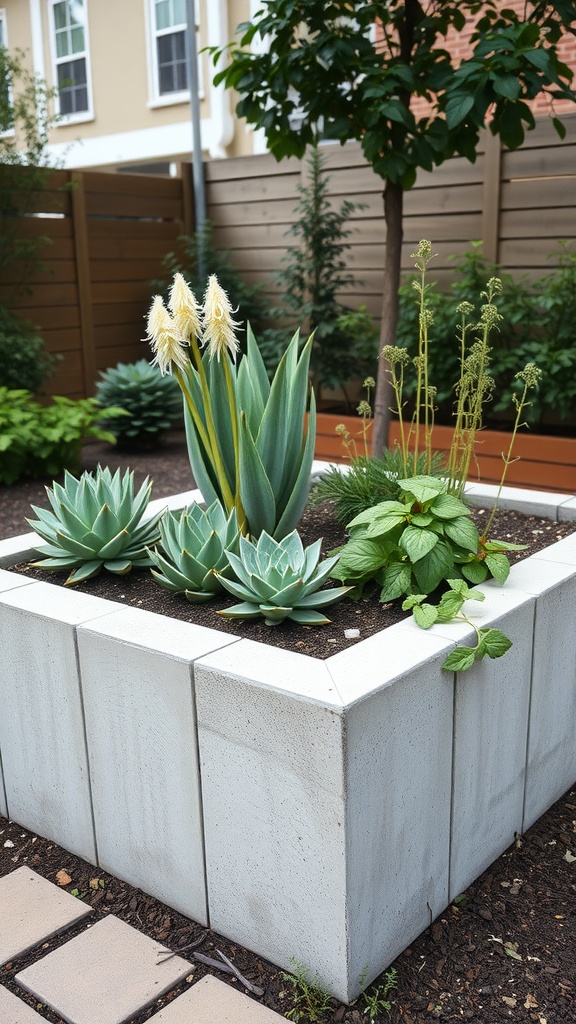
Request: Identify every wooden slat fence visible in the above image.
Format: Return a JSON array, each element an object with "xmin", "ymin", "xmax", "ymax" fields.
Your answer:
[
  {"xmin": 0, "ymin": 112, "xmax": 574, "ymax": 399},
  {"xmin": 0, "ymin": 168, "xmax": 191, "ymax": 398}
]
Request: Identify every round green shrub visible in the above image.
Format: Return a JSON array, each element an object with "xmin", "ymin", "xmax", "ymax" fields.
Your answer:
[{"xmin": 95, "ymin": 358, "xmax": 182, "ymax": 449}]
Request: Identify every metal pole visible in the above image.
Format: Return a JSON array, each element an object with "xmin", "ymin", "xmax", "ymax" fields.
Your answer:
[{"xmin": 185, "ymin": 0, "xmax": 206, "ymax": 279}]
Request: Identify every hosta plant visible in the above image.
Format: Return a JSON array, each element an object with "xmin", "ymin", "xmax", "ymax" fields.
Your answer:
[
  {"xmin": 95, "ymin": 359, "xmax": 182, "ymax": 448},
  {"xmin": 27, "ymin": 466, "xmax": 164, "ymax": 585},
  {"xmin": 216, "ymin": 530, "xmax": 351, "ymax": 626},
  {"xmin": 147, "ymin": 501, "xmax": 241, "ymax": 603}
]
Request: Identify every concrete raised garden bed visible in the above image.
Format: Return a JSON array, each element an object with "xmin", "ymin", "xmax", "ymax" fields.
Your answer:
[{"xmin": 1, "ymin": 472, "xmax": 576, "ymax": 1002}]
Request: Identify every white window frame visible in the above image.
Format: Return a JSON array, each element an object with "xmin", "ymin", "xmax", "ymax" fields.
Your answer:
[
  {"xmin": 48, "ymin": 0, "xmax": 94, "ymax": 125},
  {"xmin": 145, "ymin": 0, "xmax": 203, "ymax": 109}
]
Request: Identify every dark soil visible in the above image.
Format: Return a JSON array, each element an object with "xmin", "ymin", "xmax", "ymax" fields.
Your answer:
[{"xmin": 1, "ymin": 433, "xmax": 576, "ymax": 1021}]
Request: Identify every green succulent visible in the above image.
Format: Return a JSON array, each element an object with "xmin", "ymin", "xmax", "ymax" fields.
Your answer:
[
  {"xmin": 27, "ymin": 466, "xmax": 164, "ymax": 585},
  {"xmin": 216, "ymin": 530, "xmax": 351, "ymax": 626},
  {"xmin": 95, "ymin": 359, "xmax": 182, "ymax": 447},
  {"xmin": 147, "ymin": 501, "xmax": 241, "ymax": 603}
]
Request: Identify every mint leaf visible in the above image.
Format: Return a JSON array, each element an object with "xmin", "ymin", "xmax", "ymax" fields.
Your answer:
[
  {"xmin": 398, "ymin": 475, "xmax": 446, "ymax": 504},
  {"xmin": 436, "ymin": 591, "xmax": 465, "ymax": 622},
  {"xmin": 461, "ymin": 559, "xmax": 488, "ymax": 584},
  {"xmin": 402, "ymin": 594, "xmax": 427, "ymax": 610},
  {"xmin": 485, "ymin": 552, "xmax": 511, "ymax": 583},
  {"xmin": 400, "ymin": 525, "xmax": 439, "ymax": 562},
  {"xmin": 430, "ymin": 493, "xmax": 472, "ymax": 520},
  {"xmin": 380, "ymin": 562, "xmax": 412, "ymax": 601},
  {"xmin": 413, "ymin": 603, "xmax": 438, "ymax": 629},
  {"xmin": 444, "ymin": 516, "xmax": 479, "ymax": 553},
  {"xmin": 443, "ymin": 646, "xmax": 477, "ymax": 672},
  {"xmin": 413, "ymin": 540, "xmax": 453, "ymax": 593},
  {"xmin": 478, "ymin": 628, "xmax": 513, "ymax": 659}
]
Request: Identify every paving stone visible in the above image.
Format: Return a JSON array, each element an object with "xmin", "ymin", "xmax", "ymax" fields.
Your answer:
[
  {"xmin": 149, "ymin": 975, "xmax": 287, "ymax": 1023},
  {"xmin": 0, "ymin": 867, "xmax": 92, "ymax": 967},
  {"xmin": 16, "ymin": 915, "xmax": 192, "ymax": 1024},
  {"xmin": 0, "ymin": 985, "xmax": 48, "ymax": 1023}
]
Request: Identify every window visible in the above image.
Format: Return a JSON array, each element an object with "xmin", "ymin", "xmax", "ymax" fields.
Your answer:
[
  {"xmin": 49, "ymin": 0, "xmax": 92, "ymax": 119},
  {"xmin": 153, "ymin": 0, "xmax": 188, "ymax": 96}
]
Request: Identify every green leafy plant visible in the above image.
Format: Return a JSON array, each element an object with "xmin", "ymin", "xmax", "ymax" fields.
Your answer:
[
  {"xmin": 258, "ymin": 146, "xmax": 377, "ymax": 396},
  {"xmin": 281, "ymin": 960, "xmax": 333, "ymax": 1022},
  {"xmin": 0, "ymin": 389, "xmax": 125, "ymax": 485},
  {"xmin": 396, "ymin": 242, "xmax": 576, "ymax": 425},
  {"xmin": 362, "ymin": 968, "xmax": 398, "ymax": 1021},
  {"xmin": 27, "ymin": 466, "xmax": 164, "ymax": 585},
  {"xmin": 0, "ymin": 304, "xmax": 59, "ymax": 393},
  {"xmin": 147, "ymin": 500, "xmax": 241, "ymax": 603},
  {"xmin": 95, "ymin": 359, "xmax": 182, "ymax": 449},
  {"xmin": 215, "ymin": 529, "xmax": 350, "ymax": 626},
  {"xmin": 146, "ymin": 273, "xmax": 316, "ymax": 540}
]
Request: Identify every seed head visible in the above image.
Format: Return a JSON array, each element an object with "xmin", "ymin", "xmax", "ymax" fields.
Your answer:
[
  {"xmin": 168, "ymin": 273, "xmax": 202, "ymax": 340},
  {"xmin": 146, "ymin": 295, "xmax": 189, "ymax": 375},
  {"xmin": 202, "ymin": 275, "xmax": 241, "ymax": 361},
  {"xmin": 516, "ymin": 363, "xmax": 542, "ymax": 389}
]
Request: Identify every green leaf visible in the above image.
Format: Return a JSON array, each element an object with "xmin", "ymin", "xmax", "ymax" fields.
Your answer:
[
  {"xmin": 413, "ymin": 540, "xmax": 454, "ymax": 594},
  {"xmin": 442, "ymin": 647, "xmax": 477, "ymax": 673},
  {"xmin": 398, "ymin": 476, "xmax": 446, "ymax": 505},
  {"xmin": 435, "ymin": 591, "xmax": 465, "ymax": 622},
  {"xmin": 379, "ymin": 562, "xmax": 412, "ymax": 602},
  {"xmin": 444, "ymin": 516, "xmax": 479, "ymax": 553},
  {"xmin": 444, "ymin": 93, "xmax": 475, "ymax": 129},
  {"xmin": 334, "ymin": 536, "xmax": 390, "ymax": 580},
  {"xmin": 400, "ymin": 525, "xmax": 439, "ymax": 562},
  {"xmin": 430, "ymin": 493, "xmax": 472, "ymax": 520},
  {"xmin": 413, "ymin": 603, "xmax": 439, "ymax": 630},
  {"xmin": 402, "ymin": 594, "xmax": 427, "ymax": 610},
  {"xmin": 478, "ymin": 628, "xmax": 513, "ymax": 659},
  {"xmin": 485, "ymin": 552, "xmax": 511, "ymax": 583},
  {"xmin": 461, "ymin": 559, "xmax": 489, "ymax": 584},
  {"xmin": 348, "ymin": 501, "xmax": 409, "ymax": 531},
  {"xmin": 492, "ymin": 75, "xmax": 520, "ymax": 101}
]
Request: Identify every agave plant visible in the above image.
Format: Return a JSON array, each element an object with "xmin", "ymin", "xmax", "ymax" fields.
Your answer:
[
  {"xmin": 27, "ymin": 466, "xmax": 164, "ymax": 586},
  {"xmin": 216, "ymin": 530, "xmax": 351, "ymax": 626},
  {"xmin": 147, "ymin": 501, "xmax": 241, "ymax": 603},
  {"xmin": 95, "ymin": 359, "xmax": 182, "ymax": 449}
]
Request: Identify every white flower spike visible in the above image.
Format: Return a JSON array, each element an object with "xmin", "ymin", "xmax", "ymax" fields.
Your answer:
[
  {"xmin": 202, "ymin": 274, "xmax": 241, "ymax": 361},
  {"xmin": 168, "ymin": 273, "xmax": 202, "ymax": 341},
  {"xmin": 146, "ymin": 295, "xmax": 189, "ymax": 376}
]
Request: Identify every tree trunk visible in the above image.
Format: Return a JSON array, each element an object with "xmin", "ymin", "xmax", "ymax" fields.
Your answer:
[{"xmin": 371, "ymin": 180, "xmax": 404, "ymax": 456}]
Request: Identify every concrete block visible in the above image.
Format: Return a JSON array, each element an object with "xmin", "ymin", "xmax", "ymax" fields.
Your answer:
[
  {"xmin": 0, "ymin": 867, "xmax": 91, "ymax": 966},
  {"xmin": 0, "ymin": 533, "xmax": 38, "ymax": 568},
  {"xmin": 506, "ymin": 559, "xmax": 576, "ymax": 829},
  {"xmin": 0, "ymin": 985, "xmax": 49, "ymax": 1023},
  {"xmin": 464, "ymin": 482, "xmax": 567, "ymax": 519},
  {"xmin": 145, "ymin": 488, "xmax": 203, "ymax": 519},
  {"xmin": 16, "ymin": 915, "xmax": 192, "ymax": 1024},
  {"xmin": 0, "ymin": 569, "xmax": 35, "ymax": 594},
  {"xmin": 557, "ymin": 496, "xmax": 576, "ymax": 522},
  {"xmin": 195, "ymin": 642, "xmax": 348, "ymax": 998},
  {"xmin": 77, "ymin": 607, "xmax": 239, "ymax": 923},
  {"xmin": 329, "ymin": 626, "xmax": 454, "ymax": 996},
  {"xmin": 148, "ymin": 975, "xmax": 287, "ymax": 1023},
  {"xmin": 0, "ymin": 582, "xmax": 121, "ymax": 861},
  {"xmin": 532, "ymin": 530, "xmax": 576, "ymax": 567}
]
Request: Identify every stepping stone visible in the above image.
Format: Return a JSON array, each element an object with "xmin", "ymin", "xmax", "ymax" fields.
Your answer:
[
  {"xmin": 0, "ymin": 867, "xmax": 92, "ymax": 966},
  {"xmin": 16, "ymin": 915, "xmax": 192, "ymax": 1024},
  {"xmin": 149, "ymin": 975, "xmax": 287, "ymax": 1022},
  {"xmin": 0, "ymin": 985, "xmax": 48, "ymax": 1023}
]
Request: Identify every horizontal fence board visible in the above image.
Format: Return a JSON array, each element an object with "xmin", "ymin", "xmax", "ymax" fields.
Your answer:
[
  {"xmin": 502, "ymin": 143, "xmax": 576, "ymax": 180},
  {"xmin": 501, "ymin": 176, "xmax": 576, "ymax": 210},
  {"xmin": 95, "ymin": 343, "xmax": 149, "ymax": 370},
  {"xmin": 81, "ymin": 170, "xmax": 183, "ymax": 199},
  {"xmin": 500, "ymin": 207, "xmax": 576, "ymax": 239},
  {"xmin": 89, "ymin": 259, "xmax": 167, "ymax": 283},
  {"xmin": 84, "ymin": 193, "xmax": 184, "ymax": 220},
  {"xmin": 205, "ymin": 153, "xmax": 301, "ymax": 182},
  {"xmin": 92, "ymin": 301, "xmax": 148, "ymax": 326},
  {"xmin": 1, "ymin": 282, "xmax": 78, "ymax": 308},
  {"xmin": 93, "ymin": 324, "xmax": 147, "ymax": 349},
  {"xmin": 207, "ymin": 174, "xmax": 302, "ymax": 206},
  {"xmin": 92, "ymin": 281, "xmax": 156, "ymax": 304}
]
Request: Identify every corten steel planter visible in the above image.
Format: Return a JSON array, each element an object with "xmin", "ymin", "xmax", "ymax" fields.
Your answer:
[
  {"xmin": 314, "ymin": 413, "xmax": 576, "ymax": 494},
  {"xmin": 1, "ymin": 474, "xmax": 575, "ymax": 1002}
]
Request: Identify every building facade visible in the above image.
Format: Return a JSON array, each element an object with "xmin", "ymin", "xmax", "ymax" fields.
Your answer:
[{"xmin": 0, "ymin": 0, "xmax": 263, "ymax": 173}]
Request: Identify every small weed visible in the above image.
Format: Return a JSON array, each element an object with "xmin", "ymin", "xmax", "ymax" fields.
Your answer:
[
  {"xmin": 362, "ymin": 968, "xmax": 398, "ymax": 1020},
  {"xmin": 282, "ymin": 959, "xmax": 333, "ymax": 1022}
]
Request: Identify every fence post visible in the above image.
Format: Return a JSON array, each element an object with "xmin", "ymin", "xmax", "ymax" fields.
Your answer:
[
  {"xmin": 178, "ymin": 161, "xmax": 195, "ymax": 237},
  {"xmin": 481, "ymin": 131, "xmax": 502, "ymax": 265},
  {"xmin": 70, "ymin": 171, "xmax": 96, "ymax": 397}
]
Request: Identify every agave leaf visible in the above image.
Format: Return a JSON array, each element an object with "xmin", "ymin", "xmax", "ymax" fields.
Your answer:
[
  {"xmin": 150, "ymin": 563, "xmax": 192, "ymax": 593},
  {"xmin": 97, "ymin": 529, "xmax": 131, "ymax": 560},
  {"xmin": 255, "ymin": 336, "xmax": 296, "ymax": 494},
  {"xmin": 238, "ymin": 414, "xmax": 277, "ymax": 537},
  {"xmin": 207, "ymin": 353, "xmax": 237, "ymax": 486},
  {"xmin": 184, "ymin": 587, "xmax": 218, "ymax": 604},
  {"xmin": 304, "ymin": 554, "xmax": 342, "ymax": 589},
  {"xmin": 224, "ymin": 549, "xmax": 254, "ymax": 591},
  {"xmin": 271, "ymin": 577, "xmax": 306, "ymax": 606},
  {"xmin": 31, "ymin": 542, "xmax": 76, "ymax": 559},
  {"xmin": 196, "ymin": 531, "xmax": 225, "ymax": 572},
  {"xmin": 122, "ymin": 479, "xmax": 154, "ymax": 535},
  {"xmin": 103, "ymin": 558, "xmax": 132, "ymax": 574},
  {"xmin": 32, "ymin": 555, "xmax": 81, "ymax": 569},
  {"xmin": 259, "ymin": 604, "xmax": 292, "ymax": 623},
  {"xmin": 90, "ymin": 503, "xmax": 119, "ymax": 544},
  {"xmin": 183, "ymin": 402, "xmax": 222, "ymax": 507},
  {"xmin": 215, "ymin": 574, "xmax": 259, "ymax": 603},
  {"xmin": 50, "ymin": 501, "xmax": 89, "ymax": 539},
  {"xmin": 272, "ymin": 391, "xmax": 316, "ymax": 540},
  {"xmin": 296, "ymin": 585, "xmax": 351, "ymax": 608},
  {"xmin": 55, "ymin": 531, "xmax": 102, "ymax": 559},
  {"xmin": 244, "ymin": 323, "xmax": 271, "ymax": 410},
  {"xmin": 289, "ymin": 608, "xmax": 331, "ymax": 625},
  {"xmin": 65, "ymin": 560, "xmax": 103, "ymax": 585},
  {"xmin": 280, "ymin": 530, "xmax": 305, "ymax": 570},
  {"xmin": 217, "ymin": 601, "xmax": 264, "ymax": 620}
]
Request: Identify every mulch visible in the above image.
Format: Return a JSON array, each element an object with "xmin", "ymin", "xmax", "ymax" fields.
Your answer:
[{"xmin": 1, "ymin": 433, "xmax": 575, "ymax": 1022}]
